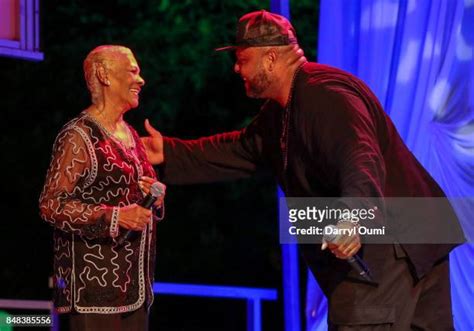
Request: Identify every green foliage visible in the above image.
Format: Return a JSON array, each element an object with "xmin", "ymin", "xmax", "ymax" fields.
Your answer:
[{"xmin": 291, "ymin": 0, "xmax": 320, "ymax": 61}]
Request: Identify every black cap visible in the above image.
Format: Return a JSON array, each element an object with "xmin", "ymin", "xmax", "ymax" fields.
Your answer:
[{"xmin": 215, "ymin": 10, "xmax": 298, "ymax": 51}]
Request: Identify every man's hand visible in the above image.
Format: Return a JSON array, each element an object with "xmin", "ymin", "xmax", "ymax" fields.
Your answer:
[
  {"xmin": 322, "ymin": 222, "xmax": 361, "ymax": 259},
  {"xmin": 283, "ymin": 44, "xmax": 308, "ymax": 67},
  {"xmin": 141, "ymin": 119, "xmax": 164, "ymax": 165},
  {"xmin": 118, "ymin": 204, "xmax": 152, "ymax": 231}
]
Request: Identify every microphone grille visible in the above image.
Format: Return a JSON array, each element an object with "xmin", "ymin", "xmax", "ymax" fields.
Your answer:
[
  {"xmin": 323, "ymin": 224, "xmax": 339, "ymax": 243},
  {"xmin": 150, "ymin": 181, "xmax": 166, "ymax": 197}
]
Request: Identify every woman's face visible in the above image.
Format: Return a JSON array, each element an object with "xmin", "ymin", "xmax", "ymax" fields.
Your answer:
[{"xmin": 107, "ymin": 50, "xmax": 145, "ymax": 110}]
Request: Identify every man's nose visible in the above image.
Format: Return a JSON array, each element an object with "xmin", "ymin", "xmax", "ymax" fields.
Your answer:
[
  {"xmin": 137, "ymin": 75, "xmax": 145, "ymax": 86},
  {"xmin": 234, "ymin": 63, "xmax": 240, "ymax": 74}
]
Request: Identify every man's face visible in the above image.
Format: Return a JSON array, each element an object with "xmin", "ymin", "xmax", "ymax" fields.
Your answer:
[
  {"xmin": 107, "ymin": 50, "xmax": 145, "ymax": 109},
  {"xmin": 234, "ymin": 47, "xmax": 271, "ymax": 98}
]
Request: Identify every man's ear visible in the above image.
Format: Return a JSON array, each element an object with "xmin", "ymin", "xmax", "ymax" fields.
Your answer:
[
  {"xmin": 96, "ymin": 63, "xmax": 110, "ymax": 86},
  {"xmin": 265, "ymin": 48, "xmax": 278, "ymax": 72}
]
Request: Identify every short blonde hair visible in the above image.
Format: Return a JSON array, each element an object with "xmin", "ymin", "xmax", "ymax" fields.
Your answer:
[{"xmin": 83, "ymin": 45, "xmax": 131, "ymax": 104}]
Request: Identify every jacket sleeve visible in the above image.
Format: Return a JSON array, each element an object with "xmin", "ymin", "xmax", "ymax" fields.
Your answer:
[
  {"xmin": 316, "ymin": 87, "xmax": 385, "ymax": 197},
  {"xmin": 305, "ymin": 84, "xmax": 387, "ymax": 227},
  {"xmin": 160, "ymin": 115, "xmax": 266, "ymax": 185},
  {"xmin": 39, "ymin": 126, "xmax": 119, "ymax": 238}
]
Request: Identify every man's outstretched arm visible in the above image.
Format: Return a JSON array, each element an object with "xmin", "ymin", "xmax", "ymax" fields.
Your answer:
[{"xmin": 141, "ymin": 118, "xmax": 264, "ymax": 184}]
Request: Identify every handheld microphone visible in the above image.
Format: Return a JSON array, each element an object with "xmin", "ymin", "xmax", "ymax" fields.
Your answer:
[
  {"xmin": 116, "ymin": 181, "xmax": 166, "ymax": 246},
  {"xmin": 323, "ymin": 224, "xmax": 374, "ymax": 282}
]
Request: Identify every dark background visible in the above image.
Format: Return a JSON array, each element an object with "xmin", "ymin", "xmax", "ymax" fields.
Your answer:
[{"xmin": 0, "ymin": 1, "xmax": 319, "ymax": 329}]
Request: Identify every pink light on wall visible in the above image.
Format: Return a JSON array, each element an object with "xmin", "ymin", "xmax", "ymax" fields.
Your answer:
[
  {"xmin": 0, "ymin": 0, "xmax": 20, "ymax": 40},
  {"xmin": 0, "ymin": 0, "xmax": 43, "ymax": 61}
]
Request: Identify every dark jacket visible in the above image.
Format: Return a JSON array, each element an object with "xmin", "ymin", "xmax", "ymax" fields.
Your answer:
[{"xmin": 161, "ymin": 62, "xmax": 463, "ymax": 294}]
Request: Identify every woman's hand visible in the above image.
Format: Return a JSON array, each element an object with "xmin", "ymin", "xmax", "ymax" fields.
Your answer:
[
  {"xmin": 118, "ymin": 203, "xmax": 152, "ymax": 231},
  {"xmin": 138, "ymin": 176, "xmax": 165, "ymax": 208}
]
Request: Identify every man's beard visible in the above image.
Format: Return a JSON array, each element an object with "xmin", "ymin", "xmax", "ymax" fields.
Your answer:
[{"xmin": 246, "ymin": 68, "xmax": 271, "ymax": 98}]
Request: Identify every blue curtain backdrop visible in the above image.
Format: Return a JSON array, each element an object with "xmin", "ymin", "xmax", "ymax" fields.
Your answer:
[{"xmin": 308, "ymin": 0, "xmax": 474, "ymax": 329}]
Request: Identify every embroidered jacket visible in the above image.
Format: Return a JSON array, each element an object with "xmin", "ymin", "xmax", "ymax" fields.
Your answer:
[{"xmin": 39, "ymin": 112, "xmax": 157, "ymax": 314}]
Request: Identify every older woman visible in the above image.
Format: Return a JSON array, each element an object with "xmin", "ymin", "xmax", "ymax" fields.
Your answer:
[{"xmin": 39, "ymin": 45, "xmax": 162, "ymax": 330}]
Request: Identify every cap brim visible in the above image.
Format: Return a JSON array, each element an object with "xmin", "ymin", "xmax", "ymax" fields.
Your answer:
[{"xmin": 214, "ymin": 45, "xmax": 237, "ymax": 52}]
